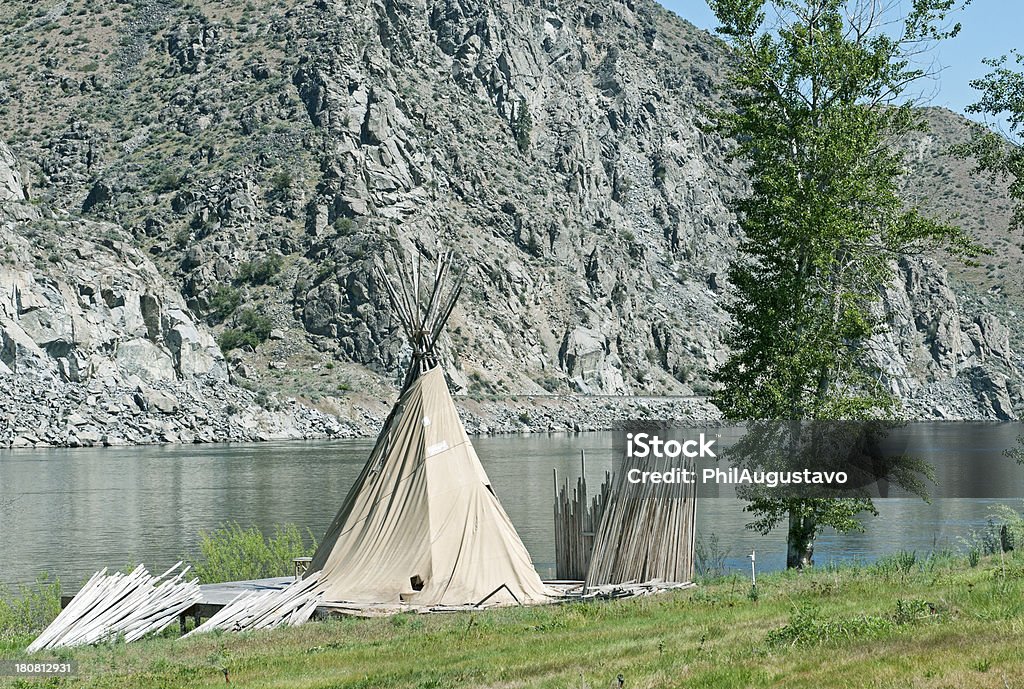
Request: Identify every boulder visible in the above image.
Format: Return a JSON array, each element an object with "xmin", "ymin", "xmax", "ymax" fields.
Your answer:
[
  {"xmin": 115, "ymin": 338, "xmax": 177, "ymax": 382},
  {"xmin": 0, "ymin": 318, "xmax": 49, "ymax": 374},
  {"xmin": 965, "ymin": 366, "xmax": 1016, "ymax": 421},
  {"xmin": 558, "ymin": 326, "xmax": 629, "ymax": 394},
  {"xmin": 163, "ymin": 309, "xmax": 227, "ymax": 379},
  {"xmin": 133, "ymin": 387, "xmax": 179, "ymax": 413}
]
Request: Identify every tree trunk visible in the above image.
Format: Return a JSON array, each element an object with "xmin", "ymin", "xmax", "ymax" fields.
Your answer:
[{"xmin": 786, "ymin": 510, "xmax": 816, "ymax": 569}]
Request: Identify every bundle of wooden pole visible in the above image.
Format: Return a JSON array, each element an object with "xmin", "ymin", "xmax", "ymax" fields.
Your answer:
[
  {"xmin": 28, "ymin": 563, "xmax": 201, "ymax": 652},
  {"xmin": 553, "ymin": 451, "xmax": 611, "ymax": 580},
  {"xmin": 585, "ymin": 456, "xmax": 697, "ymax": 587},
  {"xmin": 182, "ymin": 571, "xmax": 322, "ymax": 638}
]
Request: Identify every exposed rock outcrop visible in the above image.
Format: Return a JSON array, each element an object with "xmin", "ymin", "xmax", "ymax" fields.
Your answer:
[
  {"xmin": 875, "ymin": 257, "xmax": 1020, "ymax": 419},
  {"xmin": 0, "ymin": 141, "xmax": 27, "ymax": 203},
  {"xmin": 0, "ymin": 148, "xmax": 354, "ymax": 447}
]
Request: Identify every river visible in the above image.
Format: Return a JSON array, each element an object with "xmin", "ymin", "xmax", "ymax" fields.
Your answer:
[{"xmin": 1, "ymin": 425, "xmax": 1022, "ymax": 588}]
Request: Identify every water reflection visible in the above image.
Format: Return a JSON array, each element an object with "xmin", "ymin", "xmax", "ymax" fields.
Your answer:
[{"xmin": 1, "ymin": 426, "xmax": 1021, "ymax": 587}]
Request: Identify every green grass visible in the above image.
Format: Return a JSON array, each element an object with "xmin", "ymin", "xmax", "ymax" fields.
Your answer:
[{"xmin": 1, "ymin": 551, "xmax": 1022, "ymax": 688}]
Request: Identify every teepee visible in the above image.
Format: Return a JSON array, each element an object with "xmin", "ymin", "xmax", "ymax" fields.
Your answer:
[{"xmin": 307, "ymin": 249, "xmax": 551, "ymax": 606}]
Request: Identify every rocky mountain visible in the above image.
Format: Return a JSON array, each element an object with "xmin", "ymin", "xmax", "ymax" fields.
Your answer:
[
  {"xmin": 0, "ymin": 0, "xmax": 1020, "ymax": 447},
  {"xmin": 1, "ymin": 141, "xmax": 353, "ymax": 446}
]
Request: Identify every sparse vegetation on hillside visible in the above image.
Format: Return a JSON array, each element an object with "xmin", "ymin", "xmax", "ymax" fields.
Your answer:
[
  {"xmin": 0, "ymin": 0, "xmax": 1019, "ymax": 413},
  {"xmin": 236, "ymin": 254, "xmax": 283, "ymax": 286}
]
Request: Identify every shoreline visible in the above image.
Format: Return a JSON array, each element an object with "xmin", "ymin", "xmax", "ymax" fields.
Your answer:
[
  {"xmin": 1, "ymin": 389, "xmax": 723, "ymax": 449},
  {"xmin": 2, "ymin": 388, "xmax": 1015, "ymax": 450}
]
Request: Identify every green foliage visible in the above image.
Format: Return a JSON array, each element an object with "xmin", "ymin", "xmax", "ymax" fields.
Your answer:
[
  {"xmin": 207, "ymin": 283, "xmax": 241, "ymax": 322},
  {"xmin": 154, "ymin": 168, "xmax": 183, "ymax": 193},
  {"xmin": 765, "ymin": 597, "xmax": 937, "ymax": 647},
  {"xmin": 765, "ymin": 603, "xmax": 885, "ymax": 646},
  {"xmin": 189, "ymin": 522, "xmax": 317, "ymax": 584},
  {"xmin": 217, "ymin": 330, "xmax": 253, "ymax": 352},
  {"xmin": 11, "ymin": 555, "xmax": 1024, "ymax": 686},
  {"xmin": 960, "ymin": 507, "xmax": 1021, "ymax": 563},
  {"xmin": 707, "ymin": 0, "xmax": 977, "ymax": 567},
  {"xmin": 536, "ymin": 373, "xmax": 562, "ymax": 393},
  {"xmin": 333, "ymin": 216, "xmax": 355, "ymax": 236},
  {"xmin": 236, "ymin": 254, "xmax": 283, "ymax": 285},
  {"xmin": 0, "ymin": 575, "xmax": 61, "ymax": 639},
  {"xmin": 954, "ymin": 50, "xmax": 1024, "ymax": 229},
  {"xmin": 217, "ymin": 308, "xmax": 274, "ymax": 352},
  {"xmin": 269, "ymin": 170, "xmax": 293, "ymax": 197},
  {"xmin": 995, "ymin": 502, "xmax": 1024, "ymax": 538},
  {"xmin": 1004, "ymin": 434, "xmax": 1024, "ymax": 466}
]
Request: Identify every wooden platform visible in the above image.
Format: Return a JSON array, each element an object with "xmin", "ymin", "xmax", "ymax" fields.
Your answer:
[
  {"xmin": 61, "ymin": 576, "xmax": 299, "ymax": 633},
  {"xmin": 61, "ymin": 577, "xmax": 694, "ymax": 630}
]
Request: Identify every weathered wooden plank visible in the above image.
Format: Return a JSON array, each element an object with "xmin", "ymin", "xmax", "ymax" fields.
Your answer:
[{"xmin": 30, "ymin": 564, "xmax": 202, "ymax": 652}]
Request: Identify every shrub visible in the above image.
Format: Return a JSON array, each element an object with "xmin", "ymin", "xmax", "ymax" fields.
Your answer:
[
  {"xmin": 269, "ymin": 170, "xmax": 293, "ymax": 197},
  {"xmin": 154, "ymin": 168, "xmax": 182, "ymax": 193},
  {"xmin": 537, "ymin": 374, "xmax": 561, "ymax": 393},
  {"xmin": 237, "ymin": 254, "xmax": 284, "ymax": 285},
  {"xmin": 208, "ymin": 284, "xmax": 241, "ymax": 322},
  {"xmin": 218, "ymin": 309, "xmax": 273, "ymax": 352},
  {"xmin": 0, "ymin": 575, "xmax": 61, "ymax": 639},
  {"xmin": 333, "ymin": 217, "xmax": 355, "ymax": 235},
  {"xmin": 695, "ymin": 532, "xmax": 730, "ymax": 580},
  {"xmin": 990, "ymin": 503, "xmax": 1024, "ymax": 551},
  {"xmin": 238, "ymin": 309, "xmax": 273, "ymax": 340},
  {"xmin": 218, "ymin": 328, "xmax": 251, "ymax": 352},
  {"xmin": 189, "ymin": 523, "xmax": 317, "ymax": 584}
]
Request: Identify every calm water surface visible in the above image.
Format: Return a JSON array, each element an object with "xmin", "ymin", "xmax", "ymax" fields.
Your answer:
[{"xmin": 1, "ymin": 426, "xmax": 1022, "ymax": 588}]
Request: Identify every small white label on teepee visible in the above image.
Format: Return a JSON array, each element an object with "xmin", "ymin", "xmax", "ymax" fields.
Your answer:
[
  {"xmin": 421, "ymin": 416, "xmax": 431, "ymax": 427},
  {"xmin": 426, "ymin": 441, "xmax": 449, "ymax": 457}
]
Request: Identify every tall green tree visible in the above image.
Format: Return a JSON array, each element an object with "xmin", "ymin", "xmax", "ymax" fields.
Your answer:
[
  {"xmin": 954, "ymin": 50, "xmax": 1024, "ymax": 228},
  {"xmin": 955, "ymin": 53, "xmax": 1024, "ymax": 469},
  {"xmin": 707, "ymin": 0, "xmax": 979, "ymax": 568}
]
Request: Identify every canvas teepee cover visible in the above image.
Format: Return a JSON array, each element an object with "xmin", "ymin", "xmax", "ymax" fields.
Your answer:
[{"xmin": 308, "ymin": 252, "xmax": 550, "ymax": 606}]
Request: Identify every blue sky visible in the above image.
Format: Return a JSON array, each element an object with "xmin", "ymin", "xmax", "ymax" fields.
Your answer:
[{"xmin": 659, "ymin": 1, "xmax": 1021, "ymax": 126}]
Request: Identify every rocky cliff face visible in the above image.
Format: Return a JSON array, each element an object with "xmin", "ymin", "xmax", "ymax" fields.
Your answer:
[
  {"xmin": 1, "ymin": 142, "xmax": 350, "ymax": 446},
  {"xmin": 0, "ymin": 0, "xmax": 1020, "ymax": 445},
  {"xmin": 875, "ymin": 257, "xmax": 1019, "ymax": 420}
]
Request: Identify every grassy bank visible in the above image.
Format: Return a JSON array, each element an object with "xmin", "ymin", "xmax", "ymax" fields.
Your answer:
[{"xmin": 2, "ymin": 549, "xmax": 1022, "ymax": 689}]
